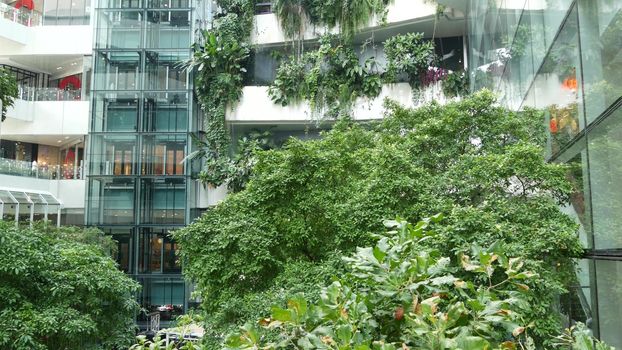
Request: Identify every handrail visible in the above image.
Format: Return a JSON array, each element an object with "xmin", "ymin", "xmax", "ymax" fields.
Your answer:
[
  {"xmin": 0, "ymin": 2, "xmax": 42, "ymax": 26},
  {"xmin": 18, "ymin": 87, "xmax": 82, "ymax": 101},
  {"xmin": 0, "ymin": 157, "xmax": 84, "ymax": 180}
]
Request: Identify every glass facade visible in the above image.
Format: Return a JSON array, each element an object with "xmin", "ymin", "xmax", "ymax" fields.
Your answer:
[
  {"xmin": 88, "ymin": 0, "xmax": 195, "ymax": 326},
  {"xmin": 468, "ymin": 0, "xmax": 622, "ymax": 346}
]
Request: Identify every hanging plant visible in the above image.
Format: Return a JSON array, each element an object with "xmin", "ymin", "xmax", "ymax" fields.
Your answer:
[
  {"xmin": 268, "ymin": 35, "xmax": 383, "ymax": 119},
  {"xmin": 384, "ymin": 32, "xmax": 437, "ymax": 88}
]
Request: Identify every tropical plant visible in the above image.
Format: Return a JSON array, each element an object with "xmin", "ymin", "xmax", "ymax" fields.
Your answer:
[
  {"xmin": 384, "ymin": 32, "xmax": 437, "ymax": 87},
  {"xmin": 441, "ymin": 70, "xmax": 469, "ymax": 97},
  {"xmin": 174, "ymin": 91, "xmax": 583, "ymax": 346},
  {"xmin": 0, "ymin": 222, "xmax": 140, "ymax": 349},
  {"xmin": 224, "ymin": 215, "xmax": 540, "ymax": 349},
  {"xmin": 274, "ymin": 0, "xmax": 389, "ymax": 41},
  {"xmin": 0, "ymin": 68, "xmax": 18, "ymax": 122},
  {"xmin": 185, "ymin": 1, "xmax": 253, "ymax": 187},
  {"xmin": 268, "ymin": 34, "xmax": 383, "ymax": 118}
]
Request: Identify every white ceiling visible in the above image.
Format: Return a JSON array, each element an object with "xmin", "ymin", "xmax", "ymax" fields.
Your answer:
[
  {"xmin": 0, "ymin": 55, "xmax": 84, "ymax": 78},
  {"xmin": 1, "ymin": 134, "xmax": 84, "ymax": 147}
]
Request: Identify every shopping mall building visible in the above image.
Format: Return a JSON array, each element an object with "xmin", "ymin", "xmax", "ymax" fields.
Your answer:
[{"xmin": 0, "ymin": 0, "xmax": 620, "ymax": 343}]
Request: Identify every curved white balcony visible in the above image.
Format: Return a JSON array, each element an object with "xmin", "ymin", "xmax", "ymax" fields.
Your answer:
[
  {"xmin": 227, "ymin": 82, "xmax": 453, "ymax": 124},
  {"xmin": 3, "ymin": 97, "xmax": 89, "ymax": 136},
  {"xmin": 251, "ymin": 0, "xmax": 439, "ymax": 46}
]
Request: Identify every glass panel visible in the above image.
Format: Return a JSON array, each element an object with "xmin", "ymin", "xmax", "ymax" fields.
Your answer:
[
  {"xmin": 588, "ymin": 107, "xmax": 622, "ymax": 250},
  {"xmin": 96, "ymin": 10, "xmax": 144, "ymax": 49},
  {"xmin": 139, "ymin": 178, "xmax": 185, "ymax": 224},
  {"xmin": 579, "ymin": 0, "xmax": 622, "ymax": 123},
  {"xmin": 97, "ymin": 0, "xmax": 142, "ymax": 9},
  {"xmin": 556, "ymin": 139, "xmax": 592, "ymax": 248},
  {"xmin": 87, "ymin": 177, "xmax": 135, "ymax": 225},
  {"xmin": 142, "ymin": 92, "xmax": 188, "ymax": 132},
  {"xmin": 136, "ymin": 277, "xmax": 185, "ymax": 321},
  {"xmin": 94, "ymin": 51, "xmax": 141, "ymax": 90},
  {"xmin": 146, "ymin": 0, "xmax": 189, "ymax": 9},
  {"xmin": 92, "ymin": 92, "xmax": 139, "ymax": 132},
  {"xmin": 144, "ymin": 51, "xmax": 188, "ymax": 91},
  {"xmin": 146, "ymin": 10, "xmax": 190, "ymax": 49},
  {"xmin": 540, "ymin": 0, "xmax": 574, "ymax": 47},
  {"xmin": 140, "ymin": 134, "xmax": 186, "ymax": 175},
  {"xmin": 138, "ymin": 228, "xmax": 181, "ymax": 273},
  {"xmin": 43, "ymin": 0, "xmax": 59, "ymax": 24},
  {"xmin": 104, "ymin": 227, "xmax": 134, "ymax": 273},
  {"xmin": 595, "ymin": 260, "xmax": 622, "ymax": 348},
  {"xmin": 528, "ymin": 5, "xmax": 582, "ymax": 157},
  {"xmin": 89, "ymin": 134, "xmax": 137, "ymax": 175},
  {"xmin": 560, "ymin": 259, "xmax": 594, "ymax": 329}
]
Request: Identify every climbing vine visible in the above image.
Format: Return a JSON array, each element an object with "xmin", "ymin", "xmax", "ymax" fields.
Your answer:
[
  {"xmin": 269, "ymin": 35, "xmax": 383, "ymax": 118},
  {"xmin": 189, "ymin": 1, "xmax": 456, "ymax": 188},
  {"xmin": 189, "ymin": 0, "xmax": 394, "ymax": 187},
  {"xmin": 267, "ymin": 32, "xmax": 438, "ymax": 118},
  {"xmin": 274, "ymin": 0, "xmax": 390, "ymax": 41},
  {"xmin": 187, "ymin": 0, "xmax": 255, "ymax": 187}
]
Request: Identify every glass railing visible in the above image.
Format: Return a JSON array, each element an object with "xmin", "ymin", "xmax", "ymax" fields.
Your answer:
[
  {"xmin": 255, "ymin": 2, "xmax": 272, "ymax": 14},
  {"xmin": 0, "ymin": 2, "xmax": 42, "ymax": 26},
  {"xmin": 18, "ymin": 87, "xmax": 82, "ymax": 101},
  {"xmin": 0, "ymin": 157, "xmax": 84, "ymax": 180}
]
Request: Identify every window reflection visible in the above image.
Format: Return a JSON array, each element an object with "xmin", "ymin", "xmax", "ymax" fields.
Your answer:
[
  {"xmin": 143, "ymin": 93, "xmax": 189, "ymax": 132},
  {"xmin": 579, "ymin": 0, "xmax": 622, "ymax": 123},
  {"xmin": 139, "ymin": 178, "xmax": 185, "ymax": 224},
  {"xmin": 141, "ymin": 134, "xmax": 186, "ymax": 175},
  {"xmin": 145, "ymin": 51, "xmax": 188, "ymax": 91},
  {"xmin": 587, "ymin": 107, "xmax": 622, "ymax": 250},
  {"xmin": 89, "ymin": 135, "xmax": 137, "ymax": 176},
  {"xmin": 139, "ymin": 228, "xmax": 181, "ymax": 273},
  {"xmin": 136, "ymin": 277, "xmax": 185, "ymax": 322},
  {"xmin": 87, "ymin": 178, "xmax": 135, "ymax": 225},
  {"xmin": 94, "ymin": 51, "xmax": 141, "ymax": 91}
]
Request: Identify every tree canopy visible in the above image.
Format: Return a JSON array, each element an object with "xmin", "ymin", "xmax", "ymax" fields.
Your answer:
[
  {"xmin": 174, "ymin": 91, "xmax": 583, "ymax": 346},
  {"xmin": 0, "ymin": 223, "xmax": 140, "ymax": 349},
  {"xmin": 0, "ymin": 67, "xmax": 18, "ymax": 122}
]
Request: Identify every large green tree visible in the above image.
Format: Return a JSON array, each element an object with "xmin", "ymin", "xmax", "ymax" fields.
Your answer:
[
  {"xmin": 174, "ymin": 91, "xmax": 582, "ymax": 346},
  {"xmin": 0, "ymin": 223, "xmax": 140, "ymax": 349},
  {"xmin": 0, "ymin": 68, "xmax": 18, "ymax": 122}
]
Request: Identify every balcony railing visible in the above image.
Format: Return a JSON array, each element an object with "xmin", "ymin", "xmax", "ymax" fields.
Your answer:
[
  {"xmin": 0, "ymin": 157, "xmax": 84, "ymax": 180},
  {"xmin": 18, "ymin": 87, "xmax": 82, "ymax": 101},
  {"xmin": 255, "ymin": 2, "xmax": 272, "ymax": 14},
  {"xmin": 0, "ymin": 2, "xmax": 42, "ymax": 26}
]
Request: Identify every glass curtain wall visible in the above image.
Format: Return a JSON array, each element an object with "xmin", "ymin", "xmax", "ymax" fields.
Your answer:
[
  {"xmin": 88, "ymin": 0, "xmax": 194, "ymax": 327},
  {"xmin": 468, "ymin": 0, "xmax": 622, "ymax": 346}
]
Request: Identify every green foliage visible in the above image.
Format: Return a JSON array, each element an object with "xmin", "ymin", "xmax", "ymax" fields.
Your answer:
[
  {"xmin": 554, "ymin": 323, "xmax": 614, "ymax": 350},
  {"xmin": 0, "ymin": 68, "xmax": 18, "ymax": 122},
  {"xmin": 174, "ymin": 91, "xmax": 583, "ymax": 346},
  {"xmin": 269, "ymin": 35, "xmax": 383, "ymax": 118},
  {"xmin": 185, "ymin": 0, "xmax": 254, "ymax": 187},
  {"xmin": 224, "ymin": 215, "xmax": 541, "ymax": 349},
  {"xmin": 384, "ymin": 32, "xmax": 437, "ymax": 88},
  {"xmin": 441, "ymin": 70, "xmax": 469, "ymax": 98},
  {"xmin": 228, "ymin": 130, "xmax": 276, "ymax": 192},
  {"xmin": 274, "ymin": 0, "xmax": 389, "ymax": 40},
  {"xmin": 0, "ymin": 222, "xmax": 140, "ymax": 349}
]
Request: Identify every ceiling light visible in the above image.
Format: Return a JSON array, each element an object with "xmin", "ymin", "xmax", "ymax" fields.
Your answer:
[
  {"xmin": 57, "ymin": 140, "xmax": 62, "ymax": 143},
  {"xmin": 56, "ymin": 66, "xmax": 63, "ymax": 70},
  {"xmin": 64, "ymin": 136, "xmax": 69, "ymax": 139}
]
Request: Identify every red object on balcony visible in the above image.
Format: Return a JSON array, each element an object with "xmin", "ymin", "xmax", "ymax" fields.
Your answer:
[
  {"xmin": 15, "ymin": 0, "xmax": 34, "ymax": 10},
  {"xmin": 59, "ymin": 75, "xmax": 82, "ymax": 90},
  {"xmin": 549, "ymin": 118, "xmax": 559, "ymax": 134}
]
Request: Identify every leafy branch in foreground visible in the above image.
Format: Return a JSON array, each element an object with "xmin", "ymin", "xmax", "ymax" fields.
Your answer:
[
  {"xmin": 223, "ymin": 215, "xmax": 574, "ymax": 349},
  {"xmin": 0, "ymin": 67, "xmax": 18, "ymax": 121}
]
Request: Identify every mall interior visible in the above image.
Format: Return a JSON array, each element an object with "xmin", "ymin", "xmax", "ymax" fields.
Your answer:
[{"xmin": 0, "ymin": 0, "xmax": 621, "ymax": 343}]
